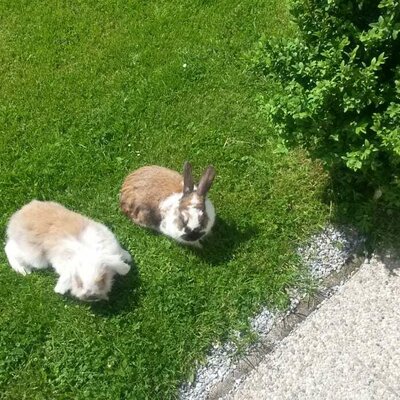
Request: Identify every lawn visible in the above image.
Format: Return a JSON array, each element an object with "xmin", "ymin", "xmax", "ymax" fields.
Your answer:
[{"xmin": 0, "ymin": 1, "xmax": 329, "ymax": 398}]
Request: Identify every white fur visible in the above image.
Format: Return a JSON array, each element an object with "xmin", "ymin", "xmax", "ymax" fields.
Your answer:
[
  {"xmin": 204, "ymin": 198, "xmax": 216, "ymax": 233},
  {"xmin": 186, "ymin": 195, "xmax": 202, "ymax": 231},
  {"xmin": 160, "ymin": 193, "xmax": 186, "ymax": 241},
  {"xmin": 5, "ymin": 219, "xmax": 131, "ymax": 301},
  {"xmin": 159, "ymin": 193, "xmax": 215, "ymax": 246}
]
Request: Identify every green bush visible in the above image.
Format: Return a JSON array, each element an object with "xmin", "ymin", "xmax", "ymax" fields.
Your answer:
[{"xmin": 256, "ymin": 0, "xmax": 400, "ymax": 207}]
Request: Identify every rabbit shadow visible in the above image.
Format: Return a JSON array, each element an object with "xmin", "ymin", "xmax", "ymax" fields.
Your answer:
[
  {"xmin": 15, "ymin": 252, "xmax": 140, "ymax": 316},
  {"xmin": 189, "ymin": 216, "xmax": 258, "ymax": 265},
  {"xmin": 89, "ymin": 259, "xmax": 141, "ymax": 316}
]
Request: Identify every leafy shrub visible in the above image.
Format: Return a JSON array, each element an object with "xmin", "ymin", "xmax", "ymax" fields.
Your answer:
[{"xmin": 255, "ymin": 0, "xmax": 400, "ymax": 208}]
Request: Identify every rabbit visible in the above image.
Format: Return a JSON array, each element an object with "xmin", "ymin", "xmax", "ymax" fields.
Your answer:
[
  {"xmin": 120, "ymin": 161, "xmax": 216, "ymax": 247},
  {"xmin": 4, "ymin": 200, "xmax": 131, "ymax": 301}
]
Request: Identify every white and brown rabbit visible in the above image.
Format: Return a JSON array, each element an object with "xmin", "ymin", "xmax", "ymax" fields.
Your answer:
[
  {"xmin": 5, "ymin": 200, "xmax": 131, "ymax": 301},
  {"xmin": 120, "ymin": 162, "xmax": 216, "ymax": 246}
]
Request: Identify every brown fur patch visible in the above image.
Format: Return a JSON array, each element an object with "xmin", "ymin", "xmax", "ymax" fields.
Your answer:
[
  {"xmin": 95, "ymin": 272, "xmax": 107, "ymax": 287},
  {"xmin": 120, "ymin": 166, "xmax": 183, "ymax": 229},
  {"xmin": 179, "ymin": 193, "xmax": 204, "ymax": 212},
  {"xmin": 10, "ymin": 200, "xmax": 89, "ymax": 249}
]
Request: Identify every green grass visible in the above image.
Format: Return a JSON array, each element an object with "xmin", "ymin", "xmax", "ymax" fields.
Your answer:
[{"xmin": 0, "ymin": 1, "xmax": 329, "ymax": 398}]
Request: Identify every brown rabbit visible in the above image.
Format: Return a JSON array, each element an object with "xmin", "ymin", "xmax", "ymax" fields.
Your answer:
[{"xmin": 120, "ymin": 162, "xmax": 216, "ymax": 246}]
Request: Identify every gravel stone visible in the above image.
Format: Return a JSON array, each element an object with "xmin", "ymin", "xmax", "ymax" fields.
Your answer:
[{"xmin": 298, "ymin": 225, "xmax": 363, "ymax": 280}]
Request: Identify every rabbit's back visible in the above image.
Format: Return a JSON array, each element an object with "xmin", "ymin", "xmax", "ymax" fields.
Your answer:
[
  {"xmin": 120, "ymin": 166, "xmax": 183, "ymax": 228},
  {"xmin": 7, "ymin": 200, "xmax": 88, "ymax": 248}
]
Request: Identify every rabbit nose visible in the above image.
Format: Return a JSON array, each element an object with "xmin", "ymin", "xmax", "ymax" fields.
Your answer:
[{"xmin": 181, "ymin": 228, "xmax": 205, "ymax": 242}]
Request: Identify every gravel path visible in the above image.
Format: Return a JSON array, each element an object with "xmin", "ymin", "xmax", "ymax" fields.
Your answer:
[
  {"xmin": 229, "ymin": 253, "xmax": 400, "ymax": 400},
  {"xmin": 179, "ymin": 225, "xmax": 363, "ymax": 400}
]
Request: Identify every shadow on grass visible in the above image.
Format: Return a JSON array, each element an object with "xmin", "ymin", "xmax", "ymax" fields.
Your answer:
[
  {"xmin": 322, "ymin": 169, "xmax": 400, "ymax": 255},
  {"xmin": 90, "ymin": 260, "xmax": 141, "ymax": 316},
  {"xmin": 189, "ymin": 216, "xmax": 259, "ymax": 266},
  {"xmin": 32, "ymin": 260, "xmax": 141, "ymax": 316}
]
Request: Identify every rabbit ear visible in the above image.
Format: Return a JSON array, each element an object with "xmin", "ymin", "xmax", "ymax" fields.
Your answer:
[
  {"xmin": 183, "ymin": 161, "xmax": 194, "ymax": 194},
  {"xmin": 197, "ymin": 166, "xmax": 216, "ymax": 196}
]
